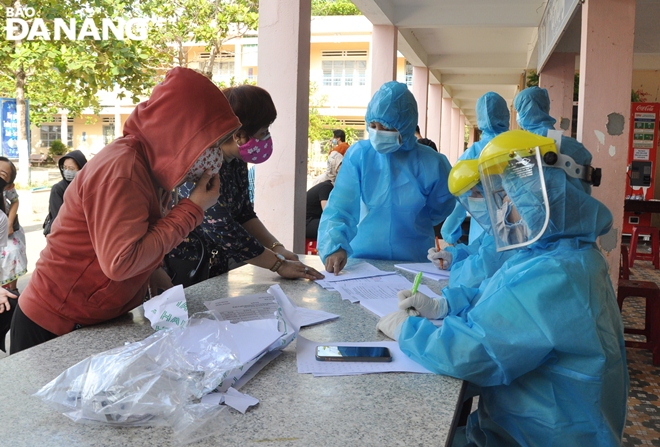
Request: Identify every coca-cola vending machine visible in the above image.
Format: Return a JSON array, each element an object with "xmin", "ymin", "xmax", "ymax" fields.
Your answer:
[{"xmin": 623, "ymin": 102, "xmax": 660, "ymax": 235}]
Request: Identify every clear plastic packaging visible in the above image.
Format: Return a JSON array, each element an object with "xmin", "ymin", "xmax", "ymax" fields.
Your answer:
[{"xmin": 34, "ymin": 312, "xmax": 253, "ymax": 443}]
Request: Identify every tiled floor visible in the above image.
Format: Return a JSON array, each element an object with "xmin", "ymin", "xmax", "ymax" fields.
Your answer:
[{"xmin": 621, "ymin": 246, "xmax": 660, "ymax": 447}]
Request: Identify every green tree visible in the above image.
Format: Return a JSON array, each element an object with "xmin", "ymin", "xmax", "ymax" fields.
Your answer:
[
  {"xmin": 143, "ymin": 0, "xmax": 258, "ymax": 81},
  {"xmin": 312, "ymin": 0, "xmax": 362, "ymax": 16},
  {"xmin": 0, "ymin": 0, "xmax": 169, "ymax": 143},
  {"xmin": 308, "ymin": 81, "xmax": 345, "ymax": 152}
]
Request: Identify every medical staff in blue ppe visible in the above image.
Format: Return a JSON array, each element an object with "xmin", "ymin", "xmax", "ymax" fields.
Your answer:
[
  {"xmin": 435, "ymin": 160, "xmax": 517, "ymax": 292},
  {"xmin": 439, "ymin": 92, "xmax": 510, "ymax": 247},
  {"xmin": 317, "ymin": 81, "xmax": 455, "ymax": 274},
  {"xmin": 378, "ymin": 130, "xmax": 628, "ymax": 447},
  {"xmin": 514, "ymin": 86, "xmax": 599, "ymax": 194}
]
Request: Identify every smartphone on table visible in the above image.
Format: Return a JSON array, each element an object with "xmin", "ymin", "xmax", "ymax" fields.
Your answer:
[{"xmin": 315, "ymin": 345, "xmax": 392, "ymax": 362}]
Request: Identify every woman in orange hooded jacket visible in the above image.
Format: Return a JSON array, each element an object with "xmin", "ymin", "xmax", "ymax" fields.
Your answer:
[{"xmin": 10, "ymin": 67, "xmax": 240, "ymax": 353}]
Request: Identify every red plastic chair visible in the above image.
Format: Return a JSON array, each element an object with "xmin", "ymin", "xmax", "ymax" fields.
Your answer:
[{"xmin": 629, "ymin": 226, "xmax": 660, "ymax": 269}]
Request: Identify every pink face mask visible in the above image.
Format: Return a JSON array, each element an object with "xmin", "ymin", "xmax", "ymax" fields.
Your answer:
[{"xmin": 238, "ymin": 134, "xmax": 273, "ymax": 164}]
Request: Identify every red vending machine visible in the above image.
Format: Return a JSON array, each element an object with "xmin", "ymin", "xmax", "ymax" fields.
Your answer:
[{"xmin": 623, "ymin": 102, "xmax": 660, "ymax": 235}]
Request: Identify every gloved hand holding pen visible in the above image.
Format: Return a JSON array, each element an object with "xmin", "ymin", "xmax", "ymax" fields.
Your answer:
[
  {"xmin": 427, "ymin": 247, "xmax": 453, "ymax": 270},
  {"xmin": 397, "ymin": 290, "xmax": 448, "ymax": 320}
]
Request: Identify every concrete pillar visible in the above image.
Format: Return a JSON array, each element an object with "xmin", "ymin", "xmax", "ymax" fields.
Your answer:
[
  {"xmin": 234, "ymin": 42, "xmax": 242, "ymax": 80},
  {"xmin": 441, "ymin": 96, "xmax": 452, "ymax": 157},
  {"xmin": 60, "ymin": 112, "xmax": 67, "ymax": 147},
  {"xmin": 427, "ymin": 84, "xmax": 443, "ymax": 147},
  {"xmin": 449, "ymin": 106, "xmax": 460, "ymax": 164},
  {"xmin": 255, "ymin": 0, "xmax": 311, "ymax": 253},
  {"xmin": 576, "ymin": 0, "xmax": 635, "ymax": 283},
  {"xmin": 412, "ymin": 66, "xmax": 429, "ymax": 134},
  {"xmin": 370, "ymin": 25, "xmax": 397, "ymax": 95},
  {"xmin": 458, "ymin": 114, "xmax": 466, "ymax": 159},
  {"xmin": 539, "ymin": 52, "xmax": 576, "ymax": 131}
]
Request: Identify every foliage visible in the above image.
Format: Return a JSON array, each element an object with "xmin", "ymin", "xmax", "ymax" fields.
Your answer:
[
  {"xmin": 48, "ymin": 139, "xmax": 67, "ymax": 156},
  {"xmin": 526, "ymin": 70, "xmax": 539, "ymax": 88},
  {"xmin": 632, "ymin": 88, "xmax": 650, "ymax": 103},
  {"xmin": 308, "ymin": 81, "xmax": 345, "ymax": 151},
  {"xmin": 311, "ymin": 0, "xmax": 362, "ymax": 16},
  {"xmin": 142, "ymin": 0, "xmax": 258, "ymax": 79},
  {"xmin": 0, "ymin": 0, "xmax": 168, "ymax": 132}
]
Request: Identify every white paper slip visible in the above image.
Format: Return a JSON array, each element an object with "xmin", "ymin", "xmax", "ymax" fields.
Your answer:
[
  {"xmin": 331, "ymin": 274, "xmax": 413, "ymax": 303},
  {"xmin": 143, "ymin": 285, "xmax": 188, "ymax": 330},
  {"xmin": 395, "ymin": 262, "xmax": 451, "ymax": 280},
  {"xmin": 358, "ymin": 285, "xmax": 441, "ymax": 316},
  {"xmin": 317, "ymin": 261, "xmax": 397, "ymax": 284},
  {"xmin": 296, "ymin": 336, "xmax": 432, "ymax": 376}
]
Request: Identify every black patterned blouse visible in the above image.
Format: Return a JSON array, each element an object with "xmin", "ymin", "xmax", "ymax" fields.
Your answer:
[{"xmin": 175, "ymin": 158, "xmax": 265, "ymax": 276}]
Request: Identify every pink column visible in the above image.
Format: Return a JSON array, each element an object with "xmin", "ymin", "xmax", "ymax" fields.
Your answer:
[
  {"xmin": 458, "ymin": 114, "xmax": 466, "ymax": 159},
  {"xmin": 255, "ymin": 0, "xmax": 311, "ymax": 253},
  {"xmin": 370, "ymin": 25, "xmax": 397, "ymax": 95},
  {"xmin": 539, "ymin": 52, "xmax": 576, "ymax": 131},
  {"xmin": 441, "ymin": 96, "xmax": 452, "ymax": 156},
  {"xmin": 577, "ymin": 0, "xmax": 636, "ymax": 282},
  {"xmin": 427, "ymin": 84, "xmax": 443, "ymax": 148},
  {"xmin": 449, "ymin": 106, "xmax": 460, "ymax": 164},
  {"xmin": 412, "ymin": 66, "xmax": 429, "ymax": 134}
]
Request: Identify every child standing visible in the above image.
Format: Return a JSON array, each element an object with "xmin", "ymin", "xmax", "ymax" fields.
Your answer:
[{"xmin": 0, "ymin": 157, "xmax": 27, "ymax": 294}]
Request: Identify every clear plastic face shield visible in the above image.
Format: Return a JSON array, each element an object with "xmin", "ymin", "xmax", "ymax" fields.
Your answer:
[
  {"xmin": 479, "ymin": 146, "xmax": 551, "ymax": 252},
  {"xmin": 456, "ymin": 185, "xmax": 491, "ymax": 232}
]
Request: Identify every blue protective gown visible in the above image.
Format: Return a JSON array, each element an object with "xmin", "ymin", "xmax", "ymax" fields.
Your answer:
[
  {"xmin": 317, "ymin": 81, "xmax": 455, "ymax": 262},
  {"xmin": 514, "ymin": 87, "xmax": 592, "ymax": 195},
  {"xmin": 441, "ymin": 92, "xmax": 510, "ymax": 244},
  {"xmin": 398, "ymin": 145, "xmax": 629, "ymax": 446}
]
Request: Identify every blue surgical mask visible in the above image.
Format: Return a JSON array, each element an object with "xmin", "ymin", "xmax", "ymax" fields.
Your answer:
[
  {"xmin": 368, "ymin": 127, "xmax": 402, "ymax": 154},
  {"xmin": 467, "ymin": 197, "xmax": 490, "ymax": 230}
]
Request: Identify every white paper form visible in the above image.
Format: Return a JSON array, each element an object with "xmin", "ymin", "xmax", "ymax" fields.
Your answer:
[
  {"xmin": 359, "ymin": 285, "xmax": 444, "ymax": 328},
  {"xmin": 315, "ymin": 261, "xmax": 397, "ymax": 289},
  {"xmin": 204, "ymin": 290, "xmax": 338, "ymax": 329},
  {"xmin": 296, "ymin": 336, "xmax": 432, "ymax": 376},
  {"xmin": 330, "ymin": 274, "xmax": 413, "ymax": 303},
  {"xmin": 394, "ymin": 262, "xmax": 451, "ymax": 281}
]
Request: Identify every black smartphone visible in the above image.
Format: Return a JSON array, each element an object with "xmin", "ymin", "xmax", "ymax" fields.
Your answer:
[{"xmin": 315, "ymin": 345, "xmax": 392, "ymax": 362}]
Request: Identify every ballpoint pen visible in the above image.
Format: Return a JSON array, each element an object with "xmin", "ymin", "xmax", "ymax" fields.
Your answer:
[{"xmin": 435, "ymin": 236, "xmax": 441, "ymax": 252}]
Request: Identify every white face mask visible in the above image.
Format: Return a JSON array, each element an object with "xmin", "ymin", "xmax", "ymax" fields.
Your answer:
[
  {"xmin": 63, "ymin": 170, "xmax": 77, "ymax": 182},
  {"xmin": 368, "ymin": 127, "xmax": 402, "ymax": 154}
]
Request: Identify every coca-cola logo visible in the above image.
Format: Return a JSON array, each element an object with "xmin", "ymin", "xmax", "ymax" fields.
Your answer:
[{"xmin": 636, "ymin": 104, "xmax": 655, "ymax": 112}]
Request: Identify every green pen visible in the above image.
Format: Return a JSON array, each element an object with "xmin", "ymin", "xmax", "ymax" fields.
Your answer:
[
  {"xmin": 411, "ymin": 271, "xmax": 423, "ymax": 295},
  {"xmin": 407, "ymin": 272, "xmax": 423, "ymax": 316}
]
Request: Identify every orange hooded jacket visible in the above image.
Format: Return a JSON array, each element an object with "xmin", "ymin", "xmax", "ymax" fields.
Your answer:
[{"xmin": 19, "ymin": 67, "xmax": 240, "ymax": 335}]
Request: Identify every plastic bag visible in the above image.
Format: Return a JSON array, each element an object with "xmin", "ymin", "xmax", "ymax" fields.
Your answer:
[{"xmin": 34, "ymin": 299, "xmax": 298, "ymax": 444}]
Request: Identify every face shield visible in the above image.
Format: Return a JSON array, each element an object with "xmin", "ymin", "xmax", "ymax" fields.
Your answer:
[{"xmin": 478, "ymin": 130, "xmax": 559, "ymax": 251}]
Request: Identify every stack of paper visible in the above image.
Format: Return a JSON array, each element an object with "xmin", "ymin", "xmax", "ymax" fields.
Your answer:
[{"xmin": 394, "ymin": 262, "xmax": 451, "ymax": 281}]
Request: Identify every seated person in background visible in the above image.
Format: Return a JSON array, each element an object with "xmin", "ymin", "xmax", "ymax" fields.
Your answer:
[
  {"xmin": 378, "ymin": 130, "xmax": 627, "ymax": 447},
  {"xmin": 415, "ymin": 125, "xmax": 438, "ymax": 151},
  {"xmin": 43, "ymin": 150, "xmax": 88, "ymax": 236},
  {"xmin": 329, "ymin": 129, "xmax": 349, "ymax": 156},
  {"xmin": 172, "ymin": 84, "xmax": 323, "ymax": 281},
  {"xmin": 318, "ymin": 81, "xmax": 455, "ymax": 274},
  {"xmin": 306, "ymin": 155, "xmax": 342, "ymax": 239},
  {"xmin": 10, "ymin": 67, "xmax": 235, "ymax": 354},
  {"xmin": 312, "ymin": 150, "xmax": 343, "ymax": 186}
]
